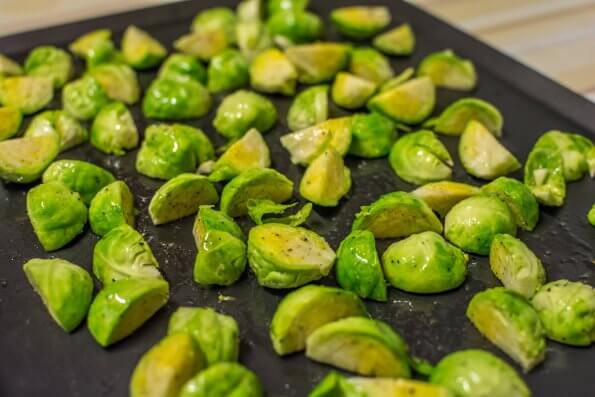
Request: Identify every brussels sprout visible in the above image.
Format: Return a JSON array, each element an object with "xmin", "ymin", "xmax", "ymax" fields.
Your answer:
[
  {"xmin": 69, "ymin": 29, "xmax": 112, "ymax": 58},
  {"xmin": 130, "ymin": 333, "xmax": 205, "ymax": 397},
  {"xmin": 213, "ymin": 90, "xmax": 277, "ymax": 140},
  {"xmin": 149, "ymin": 174, "xmax": 218, "ymax": 225},
  {"xmin": 425, "ymin": 97, "xmax": 503, "ymax": 137},
  {"xmin": 271, "ymin": 285, "xmax": 367, "ymax": 355},
  {"xmin": 23, "ymin": 258, "xmax": 93, "ymax": 332},
  {"xmin": 352, "ymin": 191, "xmax": 443, "ymax": 238},
  {"xmin": 88, "ymin": 62, "xmax": 140, "ymax": 104},
  {"xmin": 122, "ymin": 25, "xmax": 167, "ymax": 70},
  {"xmin": 368, "ymin": 77, "xmax": 435, "ymax": 125},
  {"xmin": 24, "ymin": 46, "xmax": 73, "ymax": 88},
  {"xmin": 174, "ymin": 30, "xmax": 229, "ymax": 62},
  {"xmin": 417, "ymin": 50, "xmax": 477, "ymax": 91},
  {"xmin": 389, "ymin": 130, "xmax": 453, "ymax": 185},
  {"xmin": 88, "ymin": 278, "xmax": 169, "ymax": 347},
  {"xmin": 0, "ymin": 106, "xmax": 22, "ymax": 141},
  {"xmin": 349, "ymin": 47, "xmax": 393, "ymax": 86},
  {"xmin": 249, "ymin": 48, "xmax": 297, "ymax": 95},
  {"xmin": 285, "ymin": 42, "xmax": 352, "ymax": 84},
  {"xmin": 85, "ymin": 40, "xmax": 123, "ymax": 69},
  {"xmin": 237, "ymin": 0, "xmax": 264, "ymax": 22},
  {"xmin": 349, "ymin": 378, "xmax": 454, "ymax": 397},
  {"xmin": 194, "ymin": 228, "xmax": 247, "ymax": 286},
  {"xmin": 0, "ymin": 134, "xmax": 59, "ymax": 183},
  {"xmin": 523, "ymin": 146, "xmax": 565, "ymax": 207},
  {"xmin": 90, "ymin": 102, "xmax": 138, "ymax": 155},
  {"xmin": 158, "ymin": 53, "xmax": 207, "ymax": 84},
  {"xmin": 300, "ymin": 148, "xmax": 351, "ymax": 206},
  {"xmin": 429, "ymin": 349, "xmax": 530, "ymax": 397},
  {"xmin": 247, "ymin": 223, "xmax": 335, "ymax": 288},
  {"xmin": 306, "ymin": 317, "xmax": 409, "ymax": 377},
  {"xmin": 62, "ymin": 76, "xmax": 110, "ymax": 120},
  {"xmin": 24, "ymin": 110, "xmax": 87, "ymax": 152},
  {"xmin": 533, "ymin": 130, "xmax": 589, "ymax": 181},
  {"xmin": 143, "ymin": 78, "xmax": 211, "ymax": 120},
  {"xmin": 287, "ymin": 85, "xmax": 329, "ymax": 131},
  {"xmin": 331, "ymin": 72, "xmax": 376, "ymax": 110},
  {"xmin": 330, "ymin": 6, "xmax": 391, "ymax": 40},
  {"xmin": 411, "ymin": 181, "xmax": 480, "ymax": 217},
  {"xmin": 207, "ymin": 49, "xmax": 249, "ymax": 93},
  {"xmin": 179, "ymin": 362, "xmax": 263, "ymax": 397},
  {"xmin": 0, "ymin": 76, "xmax": 53, "ymax": 115},
  {"xmin": 308, "ymin": 371, "xmax": 365, "ymax": 397},
  {"xmin": 336, "ymin": 230, "xmax": 387, "ymax": 301},
  {"xmin": 589, "ymin": 204, "xmax": 595, "ymax": 226},
  {"xmin": 481, "ymin": 177, "xmax": 539, "ymax": 231},
  {"xmin": 168, "ymin": 306, "xmax": 240, "ymax": 365},
  {"xmin": 192, "ymin": 7, "xmax": 237, "ymax": 44},
  {"xmin": 247, "ymin": 199, "xmax": 312, "ymax": 226},
  {"xmin": 379, "ymin": 67, "xmax": 415, "ymax": 93},
  {"xmin": 267, "ymin": 10, "xmax": 323, "ymax": 46},
  {"xmin": 89, "ymin": 180, "xmax": 135, "ymax": 236},
  {"xmin": 42, "ymin": 159, "xmax": 115, "ymax": 204},
  {"xmin": 268, "ymin": 0, "xmax": 308, "ymax": 15},
  {"xmin": 0, "ymin": 53, "xmax": 23, "ymax": 76},
  {"xmin": 236, "ymin": 20, "xmax": 273, "ymax": 61},
  {"xmin": 136, "ymin": 124, "xmax": 214, "ymax": 180},
  {"xmin": 348, "ymin": 112, "xmax": 396, "ymax": 158},
  {"xmin": 444, "ymin": 195, "xmax": 516, "ymax": 255},
  {"xmin": 192, "ymin": 206, "xmax": 244, "ymax": 248},
  {"xmin": 459, "ymin": 120, "xmax": 520, "ymax": 180},
  {"xmin": 221, "ymin": 168, "xmax": 293, "ymax": 217},
  {"xmin": 373, "ymin": 24, "xmax": 415, "ymax": 56}
]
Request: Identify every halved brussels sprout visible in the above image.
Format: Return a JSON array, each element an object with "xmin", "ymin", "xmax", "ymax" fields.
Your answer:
[
  {"xmin": 589, "ymin": 204, "xmax": 595, "ymax": 226},
  {"xmin": 287, "ymin": 85, "xmax": 329, "ymax": 131},
  {"xmin": 331, "ymin": 72, "xmax": 376, "ymax": 110},
  {"xmin": 69, "ymin": 29, "xmax": 112, "ymax": 58},
  {"xmin": 89, "ymin": 180, "xmax": 135, "ymax": 236},
  {"xmin": 23, "ymin": 258, "xmax": 93, "ymax": 332},
  {"xmin": 143, "ymin": 78, "xmax": 211, "ymax": 120},
  {"xmin": 524, "ymin": 146, "xmax": 565, "ymax": 207},
  {"xmin": 380, "ymin": 67, "xmax": 415, "ymax": 93},
  {"xmin": 429, "ymin": 349, "xmax": 530, "ymax": 397},
  {"xmin": 247, "ymin": 199, "xmax": 312, "ymax": 226},
  {"xmin": 90, "ymin": 102, "xmax": 138, "ymax": 155},
  {"xmin": 330, "ymin": 6, "xmax": 391, "ymax": 40},
  {"xmin": 62, "ymin": 76, "xmax": 110, "ymax": 120},
  {"xmin": 247, "ymin": 223, "xmax": 335, "ymax": 288},
  {"xmin": 0, "ymin": 106, "xmax": 22, "ymax": 141},
  {"xmin": 149, "ymin": 174, "xmax": 218, "ymax": 225},
  {"xmin": 174, "ymin": 30, "xmax": 229, "ymax": 62},
  {"xmin": 88, "ymin": 63, "xmax": 140, "ymax": 104},
  {"xmin": 213, "ymin": 90, "xmax": 277, "ymax": 140},
  {"xmin": 88, "ymin": 277, "xmax": 169, "ymax": 347},
  {"xmin": 267, "ymin": 10, "xmax": 323, "ymax": 46},
  {"xmin": 268, "ymin": 0, "xmax": 308, "ymax": 15},
  {"xmin": 349, "ymin": 378, "xmax": 454, "ymax": 397},
  {"xmin": 368, "ymin": 77, "xmax": 435, "ymax": 125},
  {"xmin": 179, "ymin": 362, "xmax": 263, "ymax": 397},
  {"xmin": 207, "ymin": 49, "xmax": 249, "ymax": 93},
  {"xmin": 285, "ymin": 42, "xmax": 352, "ymax": 84},
  {"xmin": 42, "ymin": 159, "xmax": 115, "ymax": 204},
  {"xmin": 220, "ymin": 168, "xmax": 293, "ymax": 217},
  {"xmin": 192, "ymin": 206, "xmax": 244, "ymax": 248},
  {"xmin": 300, "ymin": 148, "xmax": 351, "ymax": 206},
  {"xmin": 24, "ymin": 110, "xmax": 87, "ymax": 152},
  {"xmin": 417, "ymin": 50, "xmax": 477, "ymax": 91},
  {"xmin": 0, "ymin": 76, "xmax": 53, "ymax": 115},
  {"xmin": 352, "ymin": 191, "xmax": 443, "ymax": 238},
  {"xmin": 336, "ymin": 230, "xmax": 387, "ymax": 301},
  {"xmin": 424, "ymin": 97, "xmax": 503, "ymax": 137},
  {"xmin": 348, "ymin": 112, "xmax": 396, "ymax": 158},
  {"xmin": 0, "ymin": 134, "xmax": 59, "ymax": 183},
  {"xmin": 389, "ymin": 130, "xmax": 453, "ymax": 185},
  {"xmin": 236, "ymin": 20, "xmax": 273, "ymax": 61},
  {"xmin": 306, "ymin": 317, "xmax": 410, "ymax": 377},
  {"xmin": 373, "ymin": 24, "xmax": 415, "ymax": 56},
  {"xmin": 194, "ymin": 228, "xmax": 247, "ymax": 286},
  {"xmin": 308, "ymin": 371, "xmax": 365, "ymax": 397},
  {"xmin": 444, "ymin": 195, "xmax": 516, "ymax": 255},
  {"xmin": 192, "ymin": 7, "xmax": 237, "ymax": 44},
  {"xmin": 349, "ymin": 47, "xmax": 393, "ymax": 86},
  {"xmin": 130, "ymin": 333, "xmax": 205, "ymax": 397},
  {"xmin": 168, "ymin": 306, "xmax": 240, "ymax": 365},
  {"xmin": 249, "ymin": 48, "xmax": 297, "ymax": 96},
  {"xmin": 122, "ymin": 25, "xmax": 167, "ymax": 70},
  {"xmin": 481, "ymin": 177, "xmax": 539, "ymax": 231},
  {"xmin": 459, "ymin": 120, "xmax": 520, "ymax": 180},
  {"xmin": 270, "ymin": 284, "xmax": 367, "ymax": 355},
  {"xmin": 533, "ymin": 130, "xmax": 589, "ymax": 182},
  {"xmin": 0, "ymin": 53, "xmax": 23, "ymax": 76},
  {"xmin": 24, "ymin": 46, "xmax": 73, "ymax": 88},
  {"xmin": 158, "ymin": 53, "xmax": 207, "ymax": 84},
  {"xmin": 531, "ymin": 280, "xmax": 595, "ymax": 346},
  {"xmin": 411, "ymin": 181, "xmax": 480, "ymax": 217}
]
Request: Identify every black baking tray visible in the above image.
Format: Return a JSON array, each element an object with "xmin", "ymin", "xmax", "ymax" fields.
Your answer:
[{"xmin": 1, "ymin": 0, "xmax": 594, "ymax": 396}]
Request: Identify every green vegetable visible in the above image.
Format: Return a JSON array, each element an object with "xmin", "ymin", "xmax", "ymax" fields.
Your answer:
[
  {"xmin": 89, "ymin": 180, "xmax": 135, "ymax": 236},
  {"xmin": 62, "ymin": 76, "xmax": 110, "ymax": 120},
  {"xmin": 285, "ymin": 42, "xmax": 352, "ymax": 84},
  {"xmin": 249, "ymin": 48, "xmax": 297, "ymax": 95},
  {"xmin": 69, "ymin": 29, "xmax": 112, "ymax": 58},
  {"xmin": 90, "ymin": 102, "xmax": 138, "ymax": 155},
  {"xmin": 192, "ymin": 206, "xmax": 244, "ymax": 248},
  {"xmin": 84, "ymin": 40, "xmax": 122, "ymax": 68},
  {"xmin": 24, "ymin": 110, "xmax": 87, "ymax": 152},
  {"xmin": 411, "ymin": 181, "xmax": 480, "ymax": 217},
  {"xmin": 178, "ymin": 362, "xmax": 263, "ymax": 397},
  {"xmin": 424, "ymin": 97, "xmax": 503, "ymax": 137},
  {"xmin": 417, "ymin": 50, "xmax": 477, "ymax": 91},
  {"xmin": 308, "ymin": 371, "xmax": 365, "ymax": 397},
  {"xmin": 268, "ymin": 0, "xmax": 309, "ymax": 15},
  {"xmin": 348, "ymin": 112, "xmax": 396, "ymax": 158},
  {"xmin": 207, "ymin": 49, "xmax": 249, "ymax": 93},
  {"xmin": 158, "ymin": 53, "xmax": 207, "ymax": 84},
  {"xmin": 23, "ymin": 258, "xmax": 93, "ymax": 332},
  {"xmin": 0, "ymin": 76, "xmax": 53, "ymax": 115},
  {"xmin": 174, "ymin": 30, "xmax": 229, "ymax": 62},
  {"xmin": 143, "ymin": 77, "xmax": 211, "ymax": 120},
  {"xmin": 533, "ymin": 130, "xmax": 590, "ymax": 182},
  {"xmin": 0, "ymin": 53, "xmax": 23, "ymax": 76},
  {"xmin": 192, "ymin": 7, "xmax": 237, "ymax": 44},
  {"xmin": 236, "ymin": 20, "xmax": 273, "ymax": 61},
  {"xmin": 247, "ymin": 199, "xmax": 312, "ymax": 226},
  {"xmin": 0, "ymin": 106, "xmax": 22, "ymax": 141},
  {"xmin": 88, "ymin": 63, "xmax": 140, "ymax": 104},
  {"xmin": 121, "ymin": 25, "xmax": 167, "ymax": 70},
  {"xmin": 237, "ymin": 0, "xmax": 264, "ymax": 23},
  {"xmin": 287, "ymin": 85, "xmax": 329, "ymax": 131},
  {"xmin": 368, "ymin": 76, "xmax": 435, "ymax": 124},
  {"xmin": 349, "ymin": 378, "xmax": 454, "ymax": 397},
  {"xmin": 24, "ymin": 46, "xmax": 73, "ymax": 88},
  {"xmin": 481, "ymin": 177, "xmax": 539, "ymax": 231},
  {"xmin": 331, "ymin": 72, "xmax": 376, "ymax": 110},
  {"xmin": 213, "ymin": 90, "xmax": 277, "ymax": 140},
  {"xmin": 524, "ymin": 146, "xmax": 566, "ymax": 207},
  {"xmin": 0, "ymin": 134, "xmax": 59, "ymax": 183},
  {"xmin": 267, "ymin": 10, "xmax": 323, "ymax": 46},
  {"xmin": 349, "ymin": 47, "xmax": 393, "ymax": 86},
  {"xmin": 589, "ymin": 204, "xmax": 595, "ymax": 226},
  {"xmin": 331, "ymin": 6, "xmax": 391, "ymax": 40},
  {"xmin": 300, "ymin": 148, "xmax": 351, "ymax": 206},
  {"xmin": 373, "ymin": 24, "xmax": 415, "ymax": 56}
]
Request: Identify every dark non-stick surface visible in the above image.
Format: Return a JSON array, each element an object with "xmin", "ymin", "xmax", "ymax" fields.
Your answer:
[{"xmin": 1, "ymin": 1, "xmax": 594, "ymax": 396}]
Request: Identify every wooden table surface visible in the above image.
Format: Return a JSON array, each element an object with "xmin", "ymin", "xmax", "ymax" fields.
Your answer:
[{"xmin": 1, "ymin": 0, "xmax": 594, "ymax": 102}]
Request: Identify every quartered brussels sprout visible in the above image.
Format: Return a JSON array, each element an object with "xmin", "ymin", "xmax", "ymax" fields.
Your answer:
[
  {"xmin": 192, "ymin": 205, "xmax": 244, "ymax": 247},
  {"xmin": 88, "ymin": 63, "xmax": 140, "ymax": 104},
  {"xmin": 268, "ymin": 0, "xmax": 308, "ymax": 14},
  {"xmin": 90, "ymin": 102, "xmax": 138, "ymax": 155},
  {"xmin": 524, "ymin": 146, "xmax": 566, "ymax": 207},
  {"xmin": 382, "ymin": 231, "xmax": 468, "ymax": 293},
  {"xmin": 0, "ymin": 106, "xmax": 22, "ymax": 141},
  {"xmin": 417, "ymin": 50, "xmax": 477, "ymax": 91},
  {"xmin": 69, "ymin": 29, "xmax": 112, "ymax": 58},
  {"xmin": 27, "ymin": 181, "xmax": 87, "ymax": 251},
  {"xmin": 168, "ymin": 306, "xmax": 240, "ymax": 365},
  {"xmin": 158, "ymin": 53, "xmax": 207, "ymax": 84},
  {"xmin": 0, "ymin": 76, "xmax": 53, "ymax": 115},
  {"xmin": 194, "ymin": 228, "xmax": 247, "ymax": 286},
  {"xmin": 429, "ymin": 349, "xmax": 530, "ymax": 397},
  {"xmin": 533, "ymin": 130, "xmax": 590, "ymax": 182},
  {"xmin": 88, "ymin": 277, "xmax": 169, "ymax": 347},
  {"xmin": 300, "ymin": 148, "xmax": 351, "ymax": 207},
  {"xmin": 24, "ymin": 110, "xmax": 87, "ymax": 151},
  {"xmin": 23, "ymin": 258, "xmax": 93, "ymax": 332},
  {"xmin": 389, "ymin": 130, "xmax": 453, "ymax": 185},
  {"xmin": 249, "ymin": 48, "xmax": 297, "ymax": 95},
  {"xmin": 122, "ymin": 25, "xmax": 167, "ymax": 70},
  {"xmin": 349, "ymin": 378, "xmax": 454, "ymax": 397},
  {"xmin": 411, "ymin": 181, "xmax": 480, "ymax": 217},
  {"xmin": 481, "ymin": 177, "xmax": 539, "ymax": 231},
  {"xmin": 308, "ymin": 371, "xmax": 365, "ymax": 397},
  {"xmin": 444, "ymin": 195, "xmax": 516, "ymax": 255},
  {"xmin": 331, "ymin": 72, "xmax": 376, "ymax": 110},
  {"xmin": 143, "ymin": 77, "xmax": 211, "ymax": 120},
  {"xmin": 84, "ymin": 40, "xmax": 123, "ymax": 69},
  {"xmin": 352, "ymin": 191, "xmax": 443, "ymax": 238},
  {"xmin": 380, "ymin": 67, "xmax": 415, "ymax": 92},
  {"xmin": 287, "ymin": 85, "xmax": 329, "ymax": 131},
  {"xmin": 0, "ymin": 134, "xmax": 59, "ymax": 183},
  {"xmin": 42, "ymin": 159, "xmax": 115, "ymax": 204},
  {"xmin": 348, "ymin": 112, "xmax": 396, "ymax": 158},
  {"xmin": 589, "ymin": 204, "xmax": 595, "ymax": 226},
  {"xmin": 424, "ymin": 97, "xmax": 503, "ymax": 137},
  {"xmin": 331, "ymin": 6, "xmax": 391, "ymax": 40},
  {"xmin": 236, "ymin": 20, "xmax": 273, "ymax": 61},
  {"xmin": 207, "ymin": 49, "xmax": 249, "ymax": 93},
  {"xmin": 24, "ymin": 46, "xmax": 73, "ymax": 88},
  {"xmin": 220, "ymin": 168, "xmax": 293, "ymax": 217},
  {"xmin": 267, "ymin": 10, "xmax": 323, "ymax": 46},
  {"xmin": 192, "ymin": 7, "xmax": 237, "ymax": 44},
  {"xmin": 368, "ymin": 76, "xmax": 435, "ymax": 125},
  {"xmin": 213, "ymin": 90, "xmax": 277, "ymax": 140},
  {"xmin": 247, "ymin": 199, "xmax": 312, "ymax": 226},
  {"xmin": 467, "ymin": 287, "xmax": 546, "ymax": 371},
  {"xmin": 459, "ymin": 120, "xmax": 520, "ymax": 180},
  {"xmin": 0, "ymin": 53, "xmax": 23, "ymax": 76},
  {"xmin": 271, "ymin": 285, "xmax": 368, "ymax": 355},
  {"xmin": 349, "ymin": 47, "xmax": 393, "ymax": 86},
  {"xmin": 62, "ymin": 76, "xmax": 110, "ymax": 120},
  {"xmin": 373, "ymin": 23, "xmax": 415, "ymax": 56},
  {"xmin": 130, "ymin": 333, "xmax": 204, "ymax": 397},
  {"xmin": 532, "ymin": 280, "xmax": 595, "ymax": 346},
  {"xmin": 336, "ymin": 230, "xmax": 387, "ymax": 301},
  {"xmin": 247, "ymin": 223, "xmax": 335, "ymax": 288},
  {"xmin": 174, "ymin": 30, "xmax": 229, "ymax": 62},
  {"xmin": 179, "ymin": 362, "xmax": 263, "ymax": 397},
  {"xmin": 285, "ymin": 42, "xmax": 352, "ymax": 84},
  {"xmin": 306, "ymin": 317, "xmax": 410, "ymax": 378},
  {"xmin": 89, "ymin": 180, "xmax": 135, "ymax": 236}
]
